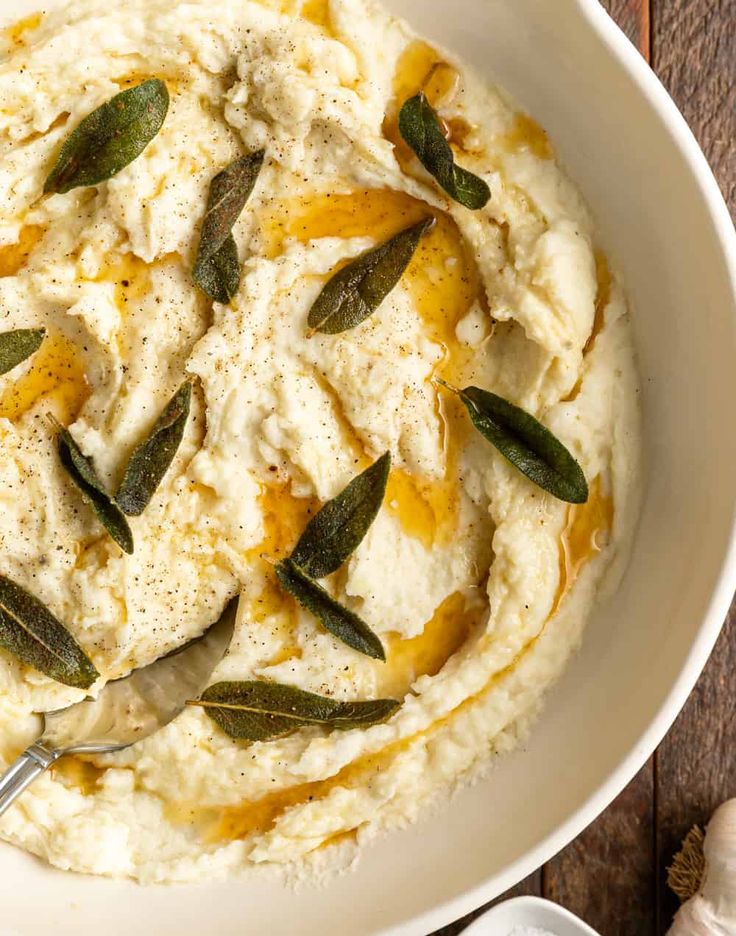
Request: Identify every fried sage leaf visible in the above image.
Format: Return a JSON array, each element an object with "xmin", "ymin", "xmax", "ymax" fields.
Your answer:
[
  {"xmin": 196, "ymin": 152, "xmax": 265, "ymax": 263},
  {"xmin": 276, "ymin": 559, "xmax": 385, "ymax": 660},
  {"xmin": 193, "ymin": 151, "xmax": 265, "ymax": 302},
  {"xmin": 307, "ymin": 218, "xmax": 433, "ymax": 334},
  {"xmin": 44, "ymin": 79, "xmax": 170, "ymax": 195},
  {"xmin": 0, "ymin": 328, "xmax": 45, "ymax": 375},
  {"xmin": 50, "ymin": 416, "xmax": 134, "ymax": 553},
  {"xmin": 0, "ymin": 574, "xmax": 98, "ymax": 689},
  {"xmin": 398, "ymin": 92, "xmax": 490, "ymax": 210},
  {"xmin": 291, "ymin": 452, "xmax": 390, "ymax": 578},
  {"xmin": 440, "ymin": 381, "xmax": 588, "ymax": 504},
  {"xmin": 191, "ymin": 680, "xmax": 399, "ymax": 742},
  {"xmin": 192, "ymin": 233, "xmax": 240, "ymax": 304},
  {"xmin": 116, "ymin": 381, "xmax": 192, "ymax": 516}
]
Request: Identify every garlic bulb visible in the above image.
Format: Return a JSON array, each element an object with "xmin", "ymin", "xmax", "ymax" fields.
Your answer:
[{"xmin": 668, "ymin": 799, "xmax": 736, "ymax": 935}]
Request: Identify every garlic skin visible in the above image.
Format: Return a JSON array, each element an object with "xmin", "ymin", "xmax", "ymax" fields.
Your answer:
[{"xmin": 669, "ymin": 799, "xmax": 736, "ymax": 935}]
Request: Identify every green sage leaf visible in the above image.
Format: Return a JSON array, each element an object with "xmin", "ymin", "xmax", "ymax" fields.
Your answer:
[
  {"xmin": 116, "ymin": 381, "xmax": 192, "ymax": 516},
  {"xmin": 276, "ymin": 558, "xmax": 385, "ymax": 660},
  {"xmin": 192, "ymin": 233, "xmax": 240, "ymax": 304},
  {"xmin": 398, "ymin": 92, "xmax": 490, "ymax": 210},
  {"xmin": 0, "ymin": 328, "xmax": 45, "ymax": 375},
  {"xmin": 196, "ymin": 152, "xmax": 265, "ymax": 265},
  {"xmin": 0, "ymin": 574, "xmax": 98, "ymax": 689},
  {"xmin": 191, "ymin": 679, "xmax": 399, "ymax": 741},
  {"xmin": 442, "ymin": 381, "xmax": 588, "ymax": 503},
  {"xmin": 193, "ymin": 151, "xmax": 265, "ymax": 302},
  {"xmin": 44, "ymin": 79, "xmax": 170, "ymax": 195},
  {"xmin": 307, "ymin": 218, "xmax": 433, "ymax": 334},
  {"xmin": 291, "ymin": 452, "xmax": 390, "ymax": 578},
  {"xmin": 50, "ymin": 415, "xmax": 134, "ymax": 553}
]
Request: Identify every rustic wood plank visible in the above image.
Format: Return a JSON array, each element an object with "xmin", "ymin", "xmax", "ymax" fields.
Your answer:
[
  {"xmin": 656, "ymin": 605, "xmax": 736, "ymax": 932},
  {"xmin": 652, "ymin": 0, "xmax": 736, "ymax": 215},
  {"xmin": 543, "ymin": 762, "xmax": 656, "ymax": 935},
  {"xmin": 601, "ymin": 0, "xmax": 651, "ymax": 56}
]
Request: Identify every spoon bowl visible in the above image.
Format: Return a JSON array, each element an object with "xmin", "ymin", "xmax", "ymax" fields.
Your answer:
[{"xmin": 0, "ymin": 597, "xmax": 236, "ymax": 811}]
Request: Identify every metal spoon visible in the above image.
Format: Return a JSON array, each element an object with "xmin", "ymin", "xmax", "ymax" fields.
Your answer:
[{"xmin": 0, "ymin": 596, "xmax": 236, "ymax": 817}]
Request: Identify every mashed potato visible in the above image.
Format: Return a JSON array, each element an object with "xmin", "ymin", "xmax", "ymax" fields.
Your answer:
[{"xmin": 0, "ymin": 0, "xmax": 640, "ymax": 882}]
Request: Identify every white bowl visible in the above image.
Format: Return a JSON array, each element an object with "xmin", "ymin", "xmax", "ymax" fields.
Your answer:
[{"xmin": 1, "ymin": 0, "xmax": 735, "ymax": 933}]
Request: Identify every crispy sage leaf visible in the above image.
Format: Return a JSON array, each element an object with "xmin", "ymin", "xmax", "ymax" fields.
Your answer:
[
  {"xmin": 44, "ymin": 79, "xmax": 170, "ymax": 194},
  {"xmin": 276, "ymin": 559, "xmax": 385, "ymax": 660},
  {"xmin": 192, "ymin": 233, "xmax": 240, "ymax": 304},
  {"xmin": 0, "ymin": 574, "xmax": 98, "ymax": 689},
  {"xmin": 193, "ymin": 151, "xmax": 265, "ymax": 302},
  {"xmin": 441, "ymin": 381, "xmax": 588, "ymax": 504},
  {"xmin": 191, "ymin": 680, "xmax": 399, "ymax": 741},
  {"xmin": 307, "ymin": 218, "xmax": 433, "ymax": 334},
  {"xmin": 398, "ymin": 92, "xmax": 490, "ymax": 210},
  {"xmin": 291, "ymin": 452, "xmax": 390, "ymax": 578},
  {"xmin": 116, "ymin": 381, "xmax": 192, "ymax": 516},
  {"xmin": 196, "ymin": 152, "xmax": 265, "ymax": 264},
  {"xmin": 0, "ymin": 328, "xmax": 45, "ymax": 375},
  {"xmin": 50, "ymin": 416, "xmax": 134, "ymax": 553}
]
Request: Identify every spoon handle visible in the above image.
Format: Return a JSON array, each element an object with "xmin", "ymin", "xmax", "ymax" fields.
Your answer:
[{"xmin": 0, "ymin": 743, "xmax": 60, "ymax": 817}]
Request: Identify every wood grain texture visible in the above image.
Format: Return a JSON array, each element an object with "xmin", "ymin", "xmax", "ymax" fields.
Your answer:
[
  {"xmin": 653, "ymin": 0, "xmax": 736, "ymax": 214},
  {"xmin": 602, "ymin": 0, "xmax": 650, "ymax": 55},
  {"xmin": 656, "ymin": 607, "xmax": 736, "ymax": 932}
]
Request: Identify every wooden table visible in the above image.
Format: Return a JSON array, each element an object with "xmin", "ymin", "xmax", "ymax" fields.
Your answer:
[{"xmin": 436, "ymin": 1, "xmax": 736, "ymax": 933}]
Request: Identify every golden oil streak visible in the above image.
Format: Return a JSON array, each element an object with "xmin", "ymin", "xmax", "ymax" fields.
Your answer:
[
  {"xmin": 497, "ymin": 112, "xmax": 554, "ymax": 161},
  {"xmin": 382, "ymin": 41, "xmax": 463, "ymax": 170},
  {"xmin": 384, "ymin": 465, "xmax": 459, "ymax": 549},
  {"xmin": 585, "ymin": 250, "xmax": 612, "ymax": 355},
  {"xmin": 0, "ymin": 332, "xmax": 89, "ymax": 425},
  {"xmin": 563, "ymin": 250, "xmax": 613, "ymax": 403},
  {"xmin": 242, "ymin": 483, "xmax": 321, "ymax": 663},
  {"xmin": 2, "ymin": 12, "xmax": 42, "ymax": 47},
  {"xmin": 550, "ymin": 475, "xmax": 614, "ymax": 619},
  {"xmin": 300, "ymin": 0, "xmax": 332, "ymax": 29},
  {"xmin": 0, "ymin": 225, "xmax": 45, "ymax": 277},
  {"xmin": 248, "ymin": 576, "xmax": 304, "ymax": 668},
  {"xmin": 380, "ymin": 591, "xmax": 483, "ymax": 697},
  {"xmin": 51, "ymin": 756, "xmax": 107, "ymax": 796},
  {"xmin": 246, "ymin": 482, "xmax": 321, "ymax": 566},
  {"xmin": 98, "ymin": 254, "xmax": 153, "ymax": 310}
]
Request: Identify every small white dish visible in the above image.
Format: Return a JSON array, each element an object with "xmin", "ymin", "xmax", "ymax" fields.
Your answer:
[{"xmin": 462, "ymin": 897, "xmax": 601, "ymax": 936}]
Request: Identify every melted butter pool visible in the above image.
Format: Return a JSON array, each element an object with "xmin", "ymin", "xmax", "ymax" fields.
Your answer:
[
  {"xmin": 381, "ymin": 590, "xmax": 484, "ymax": 697},
  {"xmin": 2, "ymin": 12, "xmax": 43, "ymax": 49},
  {"xmin": 0, "ymin": 225, "xmax": 46, "ymax": 277},
  {"xmin": 0, "ymin": 331, "xmax": 89, "ymax": 425},
  {"xmin": 551, "ymin": 475, "xmax": 614, "ymax": 618}
]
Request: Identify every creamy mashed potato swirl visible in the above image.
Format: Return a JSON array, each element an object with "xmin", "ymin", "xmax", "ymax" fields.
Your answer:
[{"xmin": 0, "ymin": 0, "xmax": 640, "ymax": 881}]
